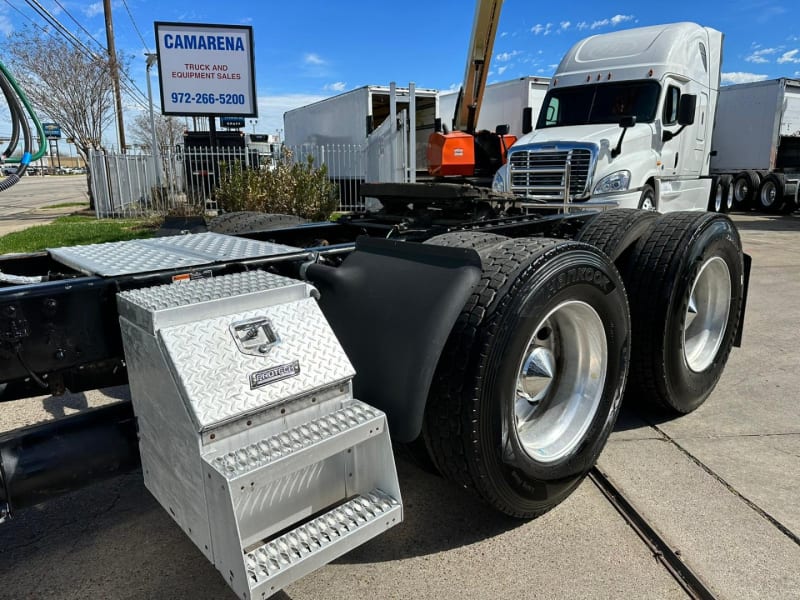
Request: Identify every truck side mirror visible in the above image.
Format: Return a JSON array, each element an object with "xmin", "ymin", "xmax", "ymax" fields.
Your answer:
[
  {"xmin": 678, "ymin": 94, "xmax": 697, "ymax": 126},
  {"xmin": 522, "ymin": 107, "xmax": 533, "ymax": 134},
  {"xmin": 619, "ymin": 116, "xmax": 637, "ymax": 129},
  {"xmin": 495, "ymin": 124, "xmax": 510, "ymax": 136}
]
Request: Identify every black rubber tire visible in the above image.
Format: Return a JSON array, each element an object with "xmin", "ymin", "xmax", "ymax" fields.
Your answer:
[
  {"xmin": 757, "ymin": 173, "xmax": 785, "ymax": 213},
  {"xmin": 400, "ymin": 230, "xmax": 512, "ymax": 475},
  {"xmin": 622, "ymin": 212, "xmax": 744, "ymax": 414},
  {"xmin": 425, "ymin": 230, "xmax": 510, "ymax": 253},
  {"xmin": 637, "ymin": 184, "xmax": 657, "ymax": 211},
  {"xmin": 708, "ymin": 175, "xmax": 732, "ymax": 213},
  {"xmin": 731, "ymin": 171, "xmax": 760, "ymax": 211},
  {"xmin": 422, "ymin": 238, "xmax": 630, "ymax": 518},
  {"xmin": 207, "ymin": 212, "xmax": 309, "ymax": 235},
  {"xmin": 575, "ymin": 209, "xmax": 659, "ymax": 262}
]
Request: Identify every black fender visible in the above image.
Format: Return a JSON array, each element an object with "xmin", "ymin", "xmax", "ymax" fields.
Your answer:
[{"xmin": 306, "ymin": 237, "xmax": 482, "ymax": 443}]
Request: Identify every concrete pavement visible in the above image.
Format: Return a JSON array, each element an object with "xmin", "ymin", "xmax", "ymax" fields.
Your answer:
[
  {"xmin": 0, "ymin": 175, "xmax": 89, "ymax": 235},
  {"xmin": 0, "ymin": 212, "xmax": 798, "ymax": 599}
]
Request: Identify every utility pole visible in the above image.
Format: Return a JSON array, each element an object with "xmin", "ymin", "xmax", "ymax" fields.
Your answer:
[{"xmin": 104, "ymin": 0, "xmax": 126, "ymax": 154}]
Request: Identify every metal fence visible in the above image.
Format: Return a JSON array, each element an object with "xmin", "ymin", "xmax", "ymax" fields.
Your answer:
[{"xmin": 89, "ymin": 143, "xmax": 367, "ymax": 218}]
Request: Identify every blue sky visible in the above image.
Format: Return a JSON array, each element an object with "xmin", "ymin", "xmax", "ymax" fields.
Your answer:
[{"xmin": 2, "ymin": 0, "xmax": 800, "ymax": 144}]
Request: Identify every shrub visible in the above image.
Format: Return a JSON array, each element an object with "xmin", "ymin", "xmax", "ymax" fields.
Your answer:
[{"xmin": 215, "ymin": 148, "xmax": 338, "ymax": 221}]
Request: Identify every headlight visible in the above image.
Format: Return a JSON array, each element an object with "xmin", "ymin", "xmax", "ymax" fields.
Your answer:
[
  {"xmin": 593, "ymin": 170, "xmax": 631, "ymax": 195},
  {"xmin": 492, "ymin": 164, "xmax": 508, "ymax": 192}
]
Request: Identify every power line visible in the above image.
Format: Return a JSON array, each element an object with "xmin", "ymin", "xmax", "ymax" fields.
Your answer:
[
  {"xmin": 121, "ymin": 0, "xmax": 152, "ymax": 54},
  {"xmin": 51, "ymin": 0, "xmax": 108, "ymax": 53},
  {"xmin": 19, "ymin": 0, "xmax": 151, "ymax": 111}
]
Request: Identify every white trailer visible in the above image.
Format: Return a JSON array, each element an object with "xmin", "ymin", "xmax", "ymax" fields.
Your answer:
[
  {"xmin": 709, "ymin": 78, "xmax": 800, "ymax": 212},
  {"xmin": 438, "ymin": 76, "xmax": 550, "ymax": 137},
  {"xmin": 283, "ymin": 85, "xmax": 439, "ymax": 177}
]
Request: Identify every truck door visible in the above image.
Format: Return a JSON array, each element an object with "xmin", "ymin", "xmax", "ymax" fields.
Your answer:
[
  {"xmin": 660, "ymin": 78, "xmax": 705, "ymax": 178},
  {"xmin": 659, "ymin": 80, "xmax": 687, "ymax": 177}
]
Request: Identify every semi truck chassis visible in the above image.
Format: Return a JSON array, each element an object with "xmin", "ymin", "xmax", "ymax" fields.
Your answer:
[{"xmin": 0, "ymin": 194, "xmax": 750, "ymax": 596}]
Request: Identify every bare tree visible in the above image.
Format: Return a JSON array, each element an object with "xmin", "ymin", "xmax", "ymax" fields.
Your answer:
[
  {"xmin": 129, "ymin": 112, "xmax": 185, "ymax": 152},
  {"xmin": 5, "ymin": 27, "xmax": 127, "ymax": 207}
]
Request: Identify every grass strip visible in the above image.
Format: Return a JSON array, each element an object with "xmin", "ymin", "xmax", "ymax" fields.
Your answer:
[{"xmin": 0, "ymin": 215, "xmax": 159, "ymax": 254}]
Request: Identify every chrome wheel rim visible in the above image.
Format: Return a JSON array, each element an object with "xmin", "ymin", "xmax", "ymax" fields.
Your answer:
[
  {"xmin": 733, "ymin": 180, "xmax": 748, "ymax": 203},
  {"xmin": 714, "ymin": 185, "xmax": 724, "ymax": 212},
  {"xmin": 683, "ymin": 257, "xmax": 732, "ymax": 372},
  {"xmin": 640, "ymin": 195, "xmax": 656, "ymax": 211},
  {"xmin": 760, "ymin": 182, "xmax": 776, "ymax": 208},
  {"xmin": 726, "ymin": 185, "xmax": 735, "ymax": 211},
  {"xmin": 513, "ymin": 301, "xmax": 607, "ymax": 464}
]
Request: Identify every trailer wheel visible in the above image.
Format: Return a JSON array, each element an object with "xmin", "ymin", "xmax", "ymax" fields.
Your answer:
[
  {"xmin": 623, "ymin": 212, "xmax": 744, "ymax": 414},
  {"xmin": 708, "ymin": 175, "xmax": 732, "ymax": 213},
  {"xmin": 575, "ymin": 208, "xmax": 658, "ymax": 261},
  {"xmin": 757, "ymin": 173, "xmax": 785, "ymax": 213},
  {"xmin": 423, "ymin": 238, "xmax": 630, "ymax": 518},
  {"xmin": 637, "ymin": 184, "xmax": 657, "ymax": 211},
  {"xmin": 207, "ymin": 211, "xmax": 309, "ymax": 235},
  {"xmin": 732, "ymin": 171, "xmax": 760, "ymax": 211}
]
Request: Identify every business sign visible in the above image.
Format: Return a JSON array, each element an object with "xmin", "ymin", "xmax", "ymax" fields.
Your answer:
[
  {"xmin": 42, "ymin": 123, "xmax": 61, "ymax": 139},
  {"xmin": 220, "ymin": 116, "xmax": 246, "ymax": 128},
  {"xmin": 154, "ymin": 22, "xmax": 257, "ymax": 117}
]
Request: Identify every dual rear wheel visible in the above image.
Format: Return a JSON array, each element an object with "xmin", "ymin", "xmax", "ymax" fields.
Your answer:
[{"xmin": 419, "ymin": 210, "xmax": 744, "ymax": 518}]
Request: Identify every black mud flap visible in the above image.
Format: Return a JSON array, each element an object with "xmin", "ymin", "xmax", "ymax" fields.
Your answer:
[
  {"xmin": 734, "ymin": 252, "xmax": 752, "ymax": 348},
  {"xmin": 306, "ymin": 237, "xmax": 481, "ymax": 443}
]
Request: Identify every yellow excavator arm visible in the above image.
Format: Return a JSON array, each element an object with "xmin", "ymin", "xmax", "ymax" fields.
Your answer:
[{"xmin": 452, "ymin": 0, "xmax": 504, "ymax": 134}]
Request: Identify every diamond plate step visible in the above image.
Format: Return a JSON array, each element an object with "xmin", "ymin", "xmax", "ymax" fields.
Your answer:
[
  {"xmin": 245, "ymin": 490, "xmax": 401, "ymax": 595},
  {"xmin": 206, "ymin": 400, "xmax": 382, "ymax": 484}
]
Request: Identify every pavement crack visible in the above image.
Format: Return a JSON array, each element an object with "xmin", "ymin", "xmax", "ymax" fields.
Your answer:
[{"xmin": 644, "ymin": 420, "xmax": 800, "ymax": 549}]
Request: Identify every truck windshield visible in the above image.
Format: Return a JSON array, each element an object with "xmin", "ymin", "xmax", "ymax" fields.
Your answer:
[{"xmin": 536, "ymin": 81, "xmax": 661, "ymax": 129}]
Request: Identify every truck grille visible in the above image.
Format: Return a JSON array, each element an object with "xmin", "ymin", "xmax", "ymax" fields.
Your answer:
[{"xmin": 509, "ymin": 147, "xmax": 594, "ymax": 200}]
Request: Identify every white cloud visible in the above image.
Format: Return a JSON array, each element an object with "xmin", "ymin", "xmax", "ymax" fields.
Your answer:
[
  {"xmin": 777, "ymin": 49, "xmax": 800, "ymax": 64},
  {"xmin": 531, "ymin": 23, "xmax": 552, "ymax": 35},
  {"xmin": 560, "ymin": 21, "xmax": 571, "ymax": 31},
  {"xmin": 324, "ymin": 82, "xmax": 346, "ymax": 92},
  {"xmin": 590, "ymin": 14, "xmax": 635, "ymax": 30},
  {"xmin": 304, "ymin": 53, "xmax": 326, "ymax": 66},
  {"xmin": 498, "ymin": 65, "xmax": 509, "ymax": 75},
  {"xmin": 721, "ymin": 72, "xmax": 769, "ymax": 85},
  {"xmin": 0, "ymin": 15, "xmax": 12, "ymax": 36},
  {"xmin": 496, "ymin": 50, "xmax": 520, "ymax": 62},
  {"xmin": 610, "ymin": 14, "xmax": 634, "ymax": 26},
  {"xmin": 577, "ymin": 21, "xmax": 589, "ymax": 30},
  {"xmin": 746, "ymin": 47, "xmax": 780, "ymax": 63},
  {"xmin": 83, "ymin": 2, "xmax": 103, "ymax": 18}
]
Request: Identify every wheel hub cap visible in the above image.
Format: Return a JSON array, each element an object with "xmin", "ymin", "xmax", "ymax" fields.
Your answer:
[
  {"xmin": 683, "ymin": 257, "xmax": 732, "ymax": 372},
  {"xmin": 513, "ymin": 301, "xmax": 607, "ymax": 464}
]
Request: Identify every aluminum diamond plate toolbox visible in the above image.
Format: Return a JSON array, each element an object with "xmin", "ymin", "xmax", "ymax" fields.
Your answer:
[
  {"xmin": 117, "ymin": 268, "xmax": 402, "ymax": 598},
  {"xmin": 161, "ymin": 299, "xmax": 355, "ymax": 431},
  {"xmin": 49, "ymin": 232, "xmax": 300, "ymax": 276},
  {"xmin": 117, "ymin": 269, "xmax": 312, "ymax": 334}
]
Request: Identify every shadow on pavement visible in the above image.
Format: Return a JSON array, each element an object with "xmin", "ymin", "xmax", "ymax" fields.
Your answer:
[{"xmin": 730, "ymin": 211, "xmax": 799, "ymax": 232}]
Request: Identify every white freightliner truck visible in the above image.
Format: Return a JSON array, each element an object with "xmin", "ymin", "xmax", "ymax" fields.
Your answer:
[{"xmin": 492, "ymin": 22, "xmax": 722, "ymax": 212}]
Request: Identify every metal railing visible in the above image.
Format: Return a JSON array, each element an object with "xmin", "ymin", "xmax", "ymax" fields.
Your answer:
[{"xmin": 89, "ymin": 143, "xmax": 368, "ymax": 218}]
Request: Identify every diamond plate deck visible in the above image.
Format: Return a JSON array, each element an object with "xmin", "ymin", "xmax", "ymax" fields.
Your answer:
[
  {"xmin": 49, "ymin": 232, "xmax": 300, "ymax": 276},
  {"xmin": 160, "ymin": 298, "xmax": 355, "ymax": 431}
]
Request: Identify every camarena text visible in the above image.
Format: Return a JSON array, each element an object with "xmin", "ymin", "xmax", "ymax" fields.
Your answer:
[{"xmin": 163, "ymin": 34, "xmax": 245, "ymax": 52}]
